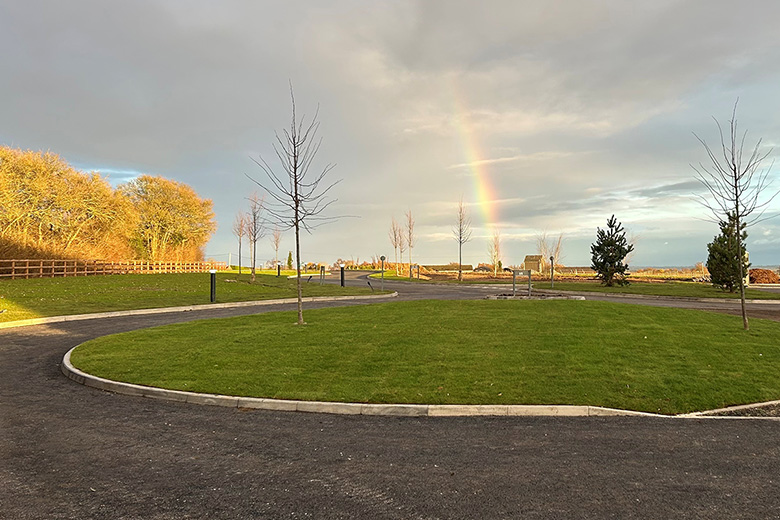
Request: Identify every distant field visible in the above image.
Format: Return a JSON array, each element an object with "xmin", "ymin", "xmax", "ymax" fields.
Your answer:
[
  {"xmin": 533, "ymin": 280, "xmax": 780, "ymax": 300},
  {"xmin": 71, "ymin": 299, "xmax": 780, "ymax": 415},
  {"xmin": 0, "ymin": 272, "xmax": 378, "ymax": 322},
  {"xmin": 369, "ymin": 272, "xmax": 780, "ymax": 299}
]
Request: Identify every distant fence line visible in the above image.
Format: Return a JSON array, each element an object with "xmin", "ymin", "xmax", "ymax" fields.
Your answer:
[
  {"xmin": 555, "ymin": 266, "xmax": 596, "ymax": 275},
  {"xmin": 0, "ymin": 259, "xmax": 227, "ymax": 279}
]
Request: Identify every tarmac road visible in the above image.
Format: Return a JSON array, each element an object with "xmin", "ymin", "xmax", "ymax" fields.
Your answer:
[{"xmin": 2, "ymin": 273, "xmax": 780, "ymax": 519}]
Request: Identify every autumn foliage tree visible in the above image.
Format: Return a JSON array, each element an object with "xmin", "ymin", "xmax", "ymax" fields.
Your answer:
[
  {"xmin": 0, "ymin": 146, "xmax": 216, "ymax": 261},
  {"xmin": 120, "ymin": 175, "xmax": 216, "ymax": 261},
  {"xmin": 0, "ymin": 147, "xmax": 134, "ymax": 259}
]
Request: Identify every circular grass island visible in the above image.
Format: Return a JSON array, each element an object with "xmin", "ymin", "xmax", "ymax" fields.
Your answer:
[{"xmin": 69, "ymin": 299, "xmax": 780, "ymax": 415}]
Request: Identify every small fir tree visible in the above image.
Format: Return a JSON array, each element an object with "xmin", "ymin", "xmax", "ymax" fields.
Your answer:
[
  {"xmin": 706, "ymin": 213, "xmax": 749, "ymax": 292},
  {"xmin": 590, "ymin": 215, "xmax": 634, "ymax": 286},
  {"xmin": 286, "ymin": 251, "xmax": 294, "ymax": 270}
]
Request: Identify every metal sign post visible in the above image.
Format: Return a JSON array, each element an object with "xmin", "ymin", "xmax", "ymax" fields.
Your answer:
[{"xmin": 513, "ymin": 269, "xmax": 532, "ymax": 296}]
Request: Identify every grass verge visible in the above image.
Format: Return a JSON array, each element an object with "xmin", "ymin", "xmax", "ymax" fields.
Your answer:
[
  {"xmin": 0, "ymin": 272, "xmax": 379, "ymax": 322},
  {"xmin": 369, "ymin": 272, "xmax": 780, "ymax": 300},
  {"xmin": 534, "ymin": 280, "xmax": 780, "ymax": 299},
  {"xmin": 70, "ymin": 299, "xmax": 780, "ymax": 414}
]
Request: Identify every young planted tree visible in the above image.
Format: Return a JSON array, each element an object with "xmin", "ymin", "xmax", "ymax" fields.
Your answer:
[
  {"xmin": 232, "ymin": 211, "xmax": 248, "ymax": 275},
  {"xmin": 452, "ymin": 197, "xmax": 472, "ymax": 281},
  {"xmin": 692, "ymin": 101, "xmax": 777, "ymax": 330},
  {"xmin": 590, "ymin": 215, "xmax": 634, "ymax": 287},
  {"xmin": 536, "ymin": 232, "xmax": 564, "ymax": 273},
  {"xmin": 249, "ymin": 89, "xmax": 339, "ymax": 325},
  {"xmin": 488, "ymin": 229, "xmax": 501, "ymax": 277},
  {"xmin": 405, "ymin": 210, "xmax": 415, "ymax": 273},
  {"xmin": 706, "ymin": 212, "xmax": 749, "ymax": 293},
  {"xmin": 246, "ymin": 193, "xmax": 265, "ymax": 282},
  {"xmin": 389, "ymin": 217, "xmax": 404, "ymax": 275},
  {"xmin": 287, "ymin": 251, "xmax": 294, "ymax": 270},
  {"xmin": 270, "ymin": 226, "xmax": 282, "ymax": 266},
  {"xmin": 398, "ymin": 224, "xmax": 407, "ymax": 276}
]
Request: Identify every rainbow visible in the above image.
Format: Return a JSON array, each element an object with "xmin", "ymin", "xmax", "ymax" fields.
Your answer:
[{"xmin": 450, "ymin": 82, "xmax": 499, "ymax": 227}]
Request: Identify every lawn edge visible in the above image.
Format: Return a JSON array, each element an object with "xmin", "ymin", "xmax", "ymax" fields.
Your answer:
[
  {"xmin": 61, "ymin": 345, "xmax": 673, "ymax": 418},
  {"xmin": 534, "ymin": 288, "xmax": 780, "ymax": 304},
  {"xmin": 0, "ymin": 292, "xmax": 398, "ymax": 330}
]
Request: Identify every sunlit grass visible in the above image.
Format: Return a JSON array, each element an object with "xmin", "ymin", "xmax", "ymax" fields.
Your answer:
[
  {"xmin": 71, "ymin": 299, "xmax": 780, "ymax": 414},
  {"xmin": 0, "ymin": 272, "xmax": 379, "ymax": 322}
]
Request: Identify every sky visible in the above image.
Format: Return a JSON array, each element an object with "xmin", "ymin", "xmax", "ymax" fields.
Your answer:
[{"xmin": 2, "ymin": 0, "xmax": 780, "ymax": 268}]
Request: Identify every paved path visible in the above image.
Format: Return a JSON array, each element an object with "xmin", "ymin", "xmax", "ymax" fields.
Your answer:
[{"xmin": 3, "ymin": 274, "xmax": 780, "ymax": 518}]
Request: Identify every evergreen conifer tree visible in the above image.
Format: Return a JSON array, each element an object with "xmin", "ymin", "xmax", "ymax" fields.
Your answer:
[
  {"xmin": 590, "ymin": 215, "xmax": 634, "ymax": 286},
  {"xmin": 706, "ymin": 213, "xmax": 749, "ymax": 292},
  {"xmin": 286, "ymin": 251, "xmax": 294, "ymax": 270}
]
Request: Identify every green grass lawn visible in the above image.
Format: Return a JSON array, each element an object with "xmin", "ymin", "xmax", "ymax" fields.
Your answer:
[
  {"xmin": 0, "ymin": 272, "xmax": 379, "ymax": 322},
  {"xmin": 71, "ymin": 299, "xmax": 780, "ymax": 414}
]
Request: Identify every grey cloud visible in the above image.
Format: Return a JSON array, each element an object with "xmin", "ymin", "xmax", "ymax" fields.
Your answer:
[{"xmin": 2, "ymin": 0, "xmax": 780, "ymax": 266}]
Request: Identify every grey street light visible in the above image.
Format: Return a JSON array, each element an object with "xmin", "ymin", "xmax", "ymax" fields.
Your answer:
[
  {"xmin": 550, "ymin": 255, "xmax": 555, "ymax": 289},
  {"xmin": 380, "ymin": 255, "xmax": 386, "ymax": 292}
]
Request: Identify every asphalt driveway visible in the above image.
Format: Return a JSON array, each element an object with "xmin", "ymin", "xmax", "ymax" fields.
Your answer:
[{"xmin": 2, "ymin": 275, "xmax": 780, "ymax": 519}]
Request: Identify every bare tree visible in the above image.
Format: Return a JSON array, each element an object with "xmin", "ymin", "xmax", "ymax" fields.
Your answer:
[
  {"xmin": 232, "ymin": 211, "xmax": 248, "ymax": 275},
  {"xmin": 249, "ymin": 88, "xmax": 339, "ymax": 325},
  {"xmin": 536, "ymin": 232, "xmax": 564, "ymax": 273},
  {"xmin": 398, "ymin": 223, "xmax": 407, "ymax": 275},
  {"xmin": 452, "ymin": 197, "xmax": 472, "ymax": 281},
  {"xmin": 389, "ymin": 217, "xmax": 404, "ymax": 275},
  {"xmin": 692, "ymin": 100, "xmax": 777, "ymax": 330},
  {"xmin": 405, "ymin": 209, "xmax": 415, "ymax": 273},
  {"xmin": 246, "ymin": 193, "xmax": 265, "ymax": 283},
  {"xmin": 270, "ymin": 226, "xmax": 282, "ymax": 265},
  {"xmin": 488, "ymin": 229, "xmax": 502, "ymax": 277}
]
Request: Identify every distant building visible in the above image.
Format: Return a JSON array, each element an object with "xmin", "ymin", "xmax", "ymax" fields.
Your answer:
[{"xmin": 524, "ymin": 255, "xmax": 543, "ymax": 273}]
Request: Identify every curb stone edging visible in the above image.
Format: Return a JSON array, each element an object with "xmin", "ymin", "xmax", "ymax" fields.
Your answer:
[
  {"xmin": 680, "ymin": 399, "xmax": 780, "ymax": 417},
  {"xmin": 534, "ymin": 288, "xmax": 780, "ymax": 304},
  {"xmin": 60, "ymin": 347, "xmax": 780, "ymax": 419},
  {"xmin": 61, "ymin": 346, "xmax": 663, "ymax": 417},
  {"xmin": 0, "ymin": 292, "xmax": 398, "ymax": 330}
]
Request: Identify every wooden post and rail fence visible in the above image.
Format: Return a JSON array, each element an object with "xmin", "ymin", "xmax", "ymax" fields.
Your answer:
[{"xmin": 0, "ymin": 259, "xmax": 227, "ymax": 279}]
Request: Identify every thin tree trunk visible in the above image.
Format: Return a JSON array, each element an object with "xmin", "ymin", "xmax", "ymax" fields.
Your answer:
[
  {"xmin": 295, "ymin": 215, "xmax": 303, "ymax": 324},
  {"xmin": 458, "ymin": 242, "xmax": 462, "ymax": 281},
  {"xmin": 238, "ymin": 238, "xmax": 242, "ymax": 275},
  {"xmin": 736, "ymin": 219, "xmax": 749, "ymax": 330}
]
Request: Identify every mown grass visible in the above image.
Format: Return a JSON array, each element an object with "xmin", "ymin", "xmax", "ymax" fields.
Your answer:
[
  {"xmin": 71, "ymin": 299, "xmax": 780, "ymax": 414},
  {"xmin": 0, "ymin": 272, "xmax": 378, "ymax": 322}
]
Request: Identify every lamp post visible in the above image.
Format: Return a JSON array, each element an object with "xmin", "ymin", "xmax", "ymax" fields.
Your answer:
[
  {"xmin": 550, "ymin": 255, "xmax": 555, "ymax": 289},
  {"xmin": 380, "ymin": 255, "xmax": 386, "ymax": 292},
  {"xmin": 339, "ymin": 263, "xmax": 345, "ymax": 287}
]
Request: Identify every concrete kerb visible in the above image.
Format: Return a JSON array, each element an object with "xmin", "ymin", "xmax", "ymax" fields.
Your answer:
[
  {"xmin": 60, "ymin": 346, "xmax": 673, "ymax": 418},
  {"xmin": 0, "ymin": 292, "xmax": 399, "ymax": 330},
  {"xmin": 61, "ymin": 348, "xmax": 780, "ymax": 418},
  {"xmin": 533, "ymin": 288, "xmax": 780, "ymax": 304}
]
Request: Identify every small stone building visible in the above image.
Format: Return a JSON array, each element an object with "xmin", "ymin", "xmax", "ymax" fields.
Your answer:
[{"xmin": 523, "ymin": 255, "xmax": 543, "ymax": 273}]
